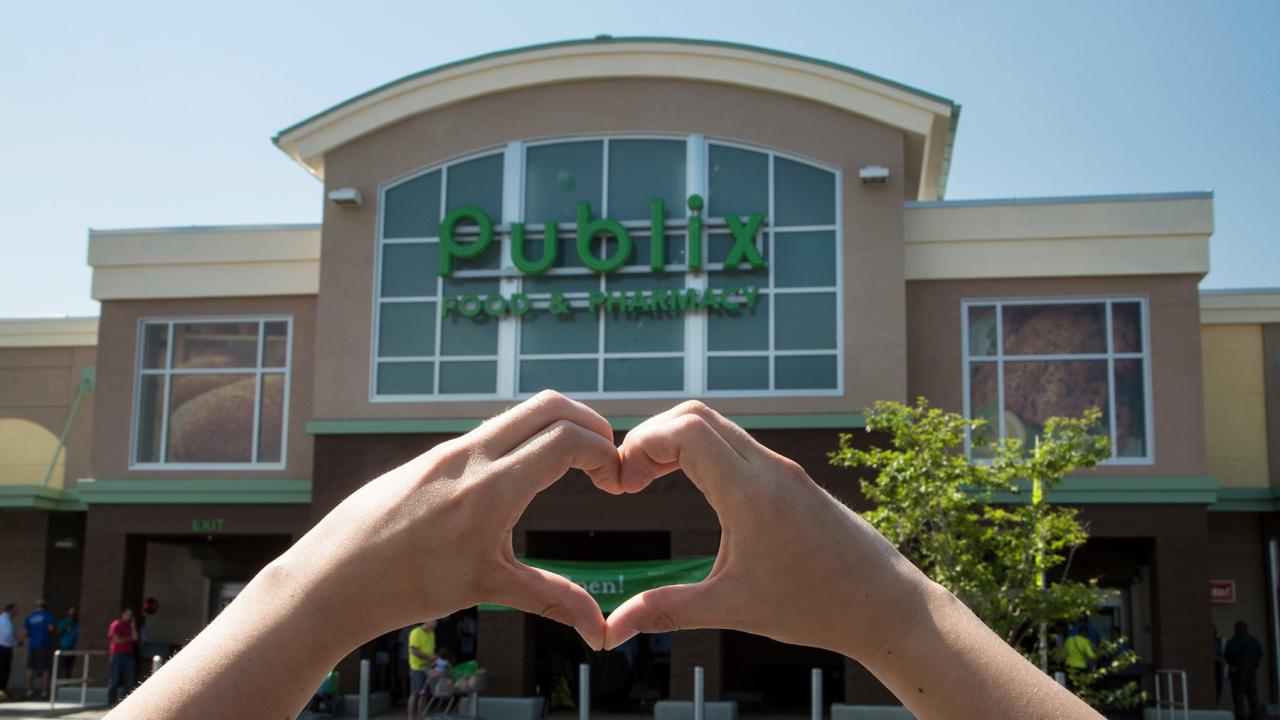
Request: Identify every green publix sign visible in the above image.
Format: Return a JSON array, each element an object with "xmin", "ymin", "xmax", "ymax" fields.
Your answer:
[{"xmin": 437, "ymin": 194, "xmax": 765, "ymax": 318}]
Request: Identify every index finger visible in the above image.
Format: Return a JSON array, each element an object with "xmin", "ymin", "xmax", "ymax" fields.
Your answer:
[{"xmin": 470, "ymin": 390, "xmax": 614, "ymax": 458}]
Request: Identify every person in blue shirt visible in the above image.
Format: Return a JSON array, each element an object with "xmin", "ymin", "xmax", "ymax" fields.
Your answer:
[
  {"xmin": 23, "ymin": 600, "xmax": 55, "ymax": 700},
  {"xmin": 56, "ymin": 607, "xmax": 78, "ymax": 679}
]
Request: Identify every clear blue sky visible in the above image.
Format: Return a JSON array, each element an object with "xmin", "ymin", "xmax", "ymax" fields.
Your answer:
[{"xmin": 2, "ymin": 0, "xmax": 1276, "ymax": 317}]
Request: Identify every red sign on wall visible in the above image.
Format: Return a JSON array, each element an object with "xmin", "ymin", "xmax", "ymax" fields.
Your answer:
[{"xmin": 1210, "ymin": 580, "xmax": 1236, "ymax": 604}]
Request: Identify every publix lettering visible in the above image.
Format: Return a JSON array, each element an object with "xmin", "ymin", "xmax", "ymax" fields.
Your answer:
[{"xmin": 438, "ymin": 194, "xmax": 765, "ymax": 276}]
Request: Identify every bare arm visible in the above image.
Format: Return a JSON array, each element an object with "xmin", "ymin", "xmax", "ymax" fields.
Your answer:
[
  {"xmin": 605, "ymin": 401, "xmax": 1100, "ymax": 720},
  {"xmin": 108, "ymin": 391, "xmax": 620, "ymax": 719}
]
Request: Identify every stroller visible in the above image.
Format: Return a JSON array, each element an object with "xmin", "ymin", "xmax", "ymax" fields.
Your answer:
[{"xmin": 419, "ymin": 660, "xmax": 486, "ymax": 719}]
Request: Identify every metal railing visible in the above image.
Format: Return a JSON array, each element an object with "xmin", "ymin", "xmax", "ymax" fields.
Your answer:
[
  {"xmin": 1152, "ymin": 668, "xmax": 1189, "ymax": 720},
  {"xmin": 50, "ymin": 649, "xmax": 106, "ymax": 709}
]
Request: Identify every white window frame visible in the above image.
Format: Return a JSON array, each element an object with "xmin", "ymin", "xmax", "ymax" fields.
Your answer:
[
  {"xmin": 960, "ymin": 296, "xmax": 1154, "ymax": 465},
  {"xmin": 130, "ymin": 315, "xmax": 293, "ymax": 471},
  {"xmin": 370, "ymin": 133, "xmax": 844, "ymax": 401}
]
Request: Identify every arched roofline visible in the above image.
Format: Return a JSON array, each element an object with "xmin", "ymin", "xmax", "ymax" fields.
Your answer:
[{"xmin": 273, "ymin": 36, "xmax": 960, "ymax": 200}]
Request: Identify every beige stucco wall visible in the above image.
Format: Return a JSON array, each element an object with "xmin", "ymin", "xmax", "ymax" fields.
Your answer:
[
  {"xmin": 90, "ymin": 297, "xmax": 315, "ymax": 480},
  {"xmin": 906, "ymin": 274, "xmax": 1206, "ymax": 477},
  {"xmin": 0, "ymin": 346, "xmax": 97, "ymax": 488},
  {"xmin": 1201, "ymin": 324, "xmax": 1269, "ymax": 488},
  {"xmin": 314, "ymin": 77, "xmax": 910, "ymax": 421}
]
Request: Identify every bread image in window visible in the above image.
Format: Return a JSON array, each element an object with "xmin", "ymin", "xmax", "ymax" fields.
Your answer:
[{"xmin": 167, "ymin": 374, "xmax": 284, "ymax": 463}]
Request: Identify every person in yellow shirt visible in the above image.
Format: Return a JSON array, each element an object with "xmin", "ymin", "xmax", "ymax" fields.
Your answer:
[
  {"xmin": 1064, "ymin": 620, "xmax": 1097, "ymax": 672},
  {"xmin": 407, "ymin": 620, "xmax": 437, "ymax": 720}
]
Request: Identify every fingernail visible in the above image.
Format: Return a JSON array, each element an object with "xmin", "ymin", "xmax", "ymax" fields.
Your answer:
[{"xmin": 603, "ymin": 628, "xmax": 638, "ymax": 651}]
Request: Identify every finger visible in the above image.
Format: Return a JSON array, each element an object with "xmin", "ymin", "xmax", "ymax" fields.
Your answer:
[
  {"xmin": 604, "ymin": 582, "xmax": 720, "ymax": 650},
  {"xmin": 489, "ymin": 419, "xmax": 622, "ymax": 502},
  {"xmin": 491, "ymin": 563, "xmax": 607, "ymax": 650},
  {"xmin": 471, "ymin": 390, "xmax": 614, "ymax": 458},
  {"xmin": 617, "ymin": 412, "xmax": 746, "ymax": 498},
  {"xmin": 626, "ymin": 401, "xmax": 761, "ymax": 462}
]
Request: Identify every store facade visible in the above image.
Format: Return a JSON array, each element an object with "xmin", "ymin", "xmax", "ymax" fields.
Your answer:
[{"xmin": 2, "ymin": 38, "xmax": 1277, "ymax": 710}]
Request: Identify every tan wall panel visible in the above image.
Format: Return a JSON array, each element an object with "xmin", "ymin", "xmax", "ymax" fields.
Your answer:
[
  {"xmin": 90, "ymin": 297, "xmax": 315, "ymax": 480},
  {"xmin": 1201, "ymin": 325, "xmax": 1269, "ymax": 488},
  {"xmin": 0, "ymin": 346, "xmax": 97, "ymax": 487},
  {"xmin": 906, "ymin": 275, "xmax": 1206, "ymax": 477},
  {"xmin": 315, "ymin": 77, "xmax": 909, "ymax": 421}
]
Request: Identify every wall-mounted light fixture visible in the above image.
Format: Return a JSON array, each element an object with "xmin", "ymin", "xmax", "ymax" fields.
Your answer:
[
  {"xmin": 858, "ymin": 166, "xmax": 890, "ymax": 185},
  {"xmin": 328, "ymin": 187, "xmax": 363, "ymax": 206}
]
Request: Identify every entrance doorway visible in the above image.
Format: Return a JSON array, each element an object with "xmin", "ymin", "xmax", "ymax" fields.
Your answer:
[{"xmin": 527, "ymin": 531, "xmax": 671, "ymax": 712}]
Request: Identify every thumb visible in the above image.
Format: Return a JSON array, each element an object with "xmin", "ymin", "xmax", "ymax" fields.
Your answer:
[
  {"xmin": 491, "ymin": 563, "xmax": 607, "ymax": 650},
  {"xmin": 604, "ymin": 582, "xmax": 719, "ymax": 650}
]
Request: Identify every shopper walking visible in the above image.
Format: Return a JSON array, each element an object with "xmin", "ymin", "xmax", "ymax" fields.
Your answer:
[
  {"xmin": 106, "ymin": 608, "xmax": 138, "ymax": 706},
  {"xmin": 0, "ymin": 604, "xmax": 17, "ymax": 701},
  {"xmin": 406, "ymin": 620, "xmax": 437, "ymax": 720},
  {"xmin": 1224, "ymin": 620, "xmax": 1264, "ymax": 720},
  {"xmin": 23, "ymin": 600, "xmax": 55, "ymax": 699}
]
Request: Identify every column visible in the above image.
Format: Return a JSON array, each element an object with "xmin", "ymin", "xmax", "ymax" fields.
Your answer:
[{"xmin": 670, "ymin": 529, "xmax": 723, "ymax": 700}]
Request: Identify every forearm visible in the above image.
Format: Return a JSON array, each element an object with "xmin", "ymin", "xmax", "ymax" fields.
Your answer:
[
  {"xmin": 110, "ymin": 548, "xmax": 374, "ymax": 718},
  {"xmin": 854, "ymin": 581, "xmax": 1099, "ymax": 719}
]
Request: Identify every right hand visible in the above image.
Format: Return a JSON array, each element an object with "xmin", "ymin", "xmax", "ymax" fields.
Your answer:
[{"xmin": 603, "ymin": 401, "xmax": 937, "ymax": 660}]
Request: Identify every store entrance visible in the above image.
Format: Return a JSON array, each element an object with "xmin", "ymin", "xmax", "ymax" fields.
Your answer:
[{"xmin": 527, "ymin": 531, "xmax": 671, "ymax": 713}]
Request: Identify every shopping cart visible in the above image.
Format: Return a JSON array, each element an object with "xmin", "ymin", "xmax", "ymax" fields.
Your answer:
[{"xmin": 420, "ymin": 661, "xmax": 486, "ymax": 720}]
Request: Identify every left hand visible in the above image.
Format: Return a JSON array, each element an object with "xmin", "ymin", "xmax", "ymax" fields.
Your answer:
[{"xmin": 275, "ymin": 390, "xmax": 622, "ymax": 648}]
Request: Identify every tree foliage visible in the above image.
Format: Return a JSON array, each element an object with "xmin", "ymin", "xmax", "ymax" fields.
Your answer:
[{"xmin": 830, "ymin": 398, "xmax": 1145, "ymax": 711}]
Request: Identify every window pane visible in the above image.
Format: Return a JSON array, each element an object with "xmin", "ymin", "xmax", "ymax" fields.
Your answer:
[
  {"xmin": 381, "ymin": 244, "xmax": 438, "ymax": 297},
  {"xmin": 774, "ymin": 157, "xmax": 835, "ymax": 226},
  {"xmin": 520, "ymin": 307, "xmax": 598, "ymax": 354},
  {"xmin": 172, "ymin": 322, "xmax": 259, "ymax": 369},
  {"xmin": 709, "ymin": 145, "xmax": 768, "ymax": 219},
  {"xmin": 1002, "ymin": 304, "xmax": 1106, "ymax": 356},
  {"xmin": 523, "ymin": 272, "xmax": 599, "ymax": 294},
  {"xmin": 708, "ymin": 356, "xmax": 768, "ymax": 390},
  {"xmin": 525, "ymin": 141, "xmax": 603, "ymax": 224},
  {"xmin": 708, "ymin": 295, "xmax": 768, "ymax": 351},
  {"xmin": 619, "ymin": 232, "xmax": 685, "ymax": 268},
  {"xmin": 263, "ymin": 321, "xmax": 289, "ymax": 368},
  {"xmin": 967, "ymin": 305, "xmax": 997, "ymax": 357},
  {"xmin": 440, "ymin": 361, "xmax": 497, "ymax": 394},
  {"xmin": 378, "ymin": 302, "xmax": 436, "ymax": 357},
  {"xmin": 774, "ymin": 231, "xmax": 836, "ymax": 287},
  {"xmin": 1002, "ymin": 360, "xmax": 1109, "ymax": 446},
  {"xmin": 384, "ymin": 170, "xmax": 441, "ymax": 238},
  {"xmin": 520, "ymin": 359, "xmax": 598, "ymax": 393},
  {"xmin": 1113, "ymin": 302, "xmax": 1143, "ymax": 353},
  {"xmin": 776, "ymin": 355, "xmax": 837, "ymax": 390},
  {"xmin": 604, "ymin": 310, "xmax": 683, "ymax": 353},
  {"xmin": 441, "ymin": 311, "xmax": 498, "ymax": 356},
  {"xmin": 775, "ymin": 293, "xmax": 837, "ymax": 350},
  {"xmin": 604, "ymin": 358, "xmax": 683, "ymax": 392},
  {"xmin": 708, "ymin": 260, "xmax": 768, "ymax": 289},
  {"xmin": 1114, "ymin": 359, "xmax": 1147, "ymax": 457},
  {"xmin": 605, "ymin": 272, "xmax": 685, "ymax": 293},
  {"xmin": 708, "ymin": 231, "xmax": 768, "ymax": 268},
  {"xmin": 445, "ymin": 153, "xmax": 503, "ymax": 222},
  {"xmin": 167, "ymin": 374, "xmax": 256, "ymax": 462},
  {"xmin": 135, "ymin": 375, "xmax": 165, "ymax": 462},
  {"xmin": 142, "ymin": 324, "xmax": 169, "ymax": 369},
  {"xmin": 608, "ymin": 140, "xmax": 686, "ymax": 220},
  {"xmin": 968, "ymin": 362, "xmax": 998, "ymax": 457},
  {"xmin": 257, "ymin": 373, "xmax": 285, "ymax": 463},
  {"xmin": 377, "ymin": 362, "xmax": 434, "ymax": 395}
]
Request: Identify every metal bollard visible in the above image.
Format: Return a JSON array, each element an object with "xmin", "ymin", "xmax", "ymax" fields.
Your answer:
[
  {"xmin": 151, "ymin": 655, "xmax": 164, "ymax": 674},
  {"xmin": 810, "ymin": 668, "xmax": 822, "ymax": 720},
  {"xmin": 694, "ymin": 666, "xmax": 705, "ymax": 720},
  {"xmin": 359, "ymin": 658, "xmax": 371, "ymax": 720},
  {"xmin": 579, "ymin": 663, "xmax": 591, "ymax": 720}
]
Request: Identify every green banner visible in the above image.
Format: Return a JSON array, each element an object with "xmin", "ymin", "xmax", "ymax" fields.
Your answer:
[{"xmin": 481, "ymin": 556, "xmax": 715, "ymax": 613}]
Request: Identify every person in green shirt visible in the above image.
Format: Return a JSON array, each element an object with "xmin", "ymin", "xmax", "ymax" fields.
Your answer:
[
  {"xmin": 1064, "ymin": 621, "xmax": 1096, "ymax": 672},
  {"xmin": 406, "ymin": 620, "xmax": 436, "ymax": 720}
]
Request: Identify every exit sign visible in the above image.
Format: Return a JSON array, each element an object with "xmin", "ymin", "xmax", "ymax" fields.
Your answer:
[
  {"xmin": 1210, "ymin": 580, "xmax": 1236, "ymax": 604},
  {"xmin": 192, "ymin": 518, "xmax": 225, "ymax": 533}
]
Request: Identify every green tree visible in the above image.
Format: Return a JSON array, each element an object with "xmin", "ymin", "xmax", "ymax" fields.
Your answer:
[{"xmin": 829, "ymin": 398, "xmax": 1145, "ymax": 712}]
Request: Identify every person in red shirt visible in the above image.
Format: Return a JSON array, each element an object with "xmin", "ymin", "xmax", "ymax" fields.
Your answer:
[{"xmin": 106, "ymin": 608, "xmax": 137, "ymax": 706}]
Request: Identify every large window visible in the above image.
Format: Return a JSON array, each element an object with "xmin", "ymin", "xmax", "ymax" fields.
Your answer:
[
  {"xmin": 962, "ymin": 298, "xmax": 1152, "ymax": 462},
  {"xmin": 373, "ymin": 135, "xmax": 842, "ymax": 399},
  {"xmin": 133, "ymin": 318, "xmax": 291, "ymax": 468}
]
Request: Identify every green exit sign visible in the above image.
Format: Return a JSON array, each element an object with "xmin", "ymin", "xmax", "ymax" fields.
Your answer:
[{"xmin": 192, "ymin": 518, "xmax": 225, "ymax": 533}]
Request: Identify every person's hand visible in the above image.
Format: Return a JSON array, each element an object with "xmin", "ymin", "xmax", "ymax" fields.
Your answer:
[
  {"xmin": 275, "ymin": 390, "xmax": 622, "ymax": 649},
  {"xmin": 603, "ymin": 401, "xmax": 935, "ymax": 660}
]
